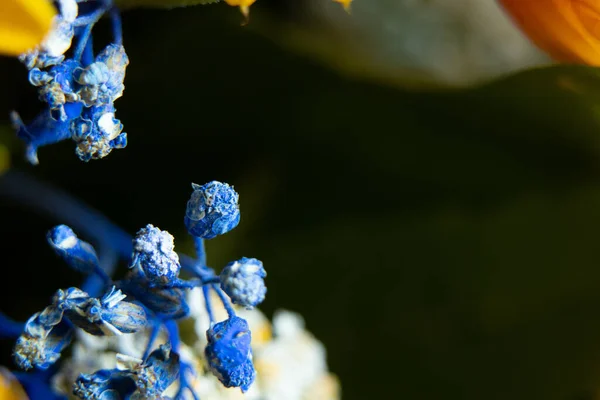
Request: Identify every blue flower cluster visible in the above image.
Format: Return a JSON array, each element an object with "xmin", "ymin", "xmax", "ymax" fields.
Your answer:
[
  {"xmin": 11, "ymin": 0, "xmax": 128, "ymax": 164},
  {"xmin": 4, "ymin": 180, "xmax": 267, "ymax": 399}
]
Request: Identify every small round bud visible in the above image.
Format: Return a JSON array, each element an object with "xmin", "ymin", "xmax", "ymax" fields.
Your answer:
[
  {"xmin": 131, "ymin": 225, "xmax": 180, "ymax": 284},
  {"xmin": 205, "ymin": 316, "xmax": 255, "ymax": 392},
  {"xmin": 47, "ymin": 225, "xmax": 100, "ymax": 275},
  {"xmin": 220, "ymin": 257, "xmax": 266, "ymax": 309},
  {"xmin": 184, "ymin": 181, "xmax": 240, "ymax": 239}
]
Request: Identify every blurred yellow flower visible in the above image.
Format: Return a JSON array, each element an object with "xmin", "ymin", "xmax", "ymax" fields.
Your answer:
[
  {"xmin": 0, "ymin": 367, "xmax": 27, "ymax": 400},
  {"xmin": 0, "ymin": 0, "xmax": 56, "ymax": 56},
  {"xmin": 499, "ymin": 0, "xmax": 600, "ymax": 65},
  {"xmin": 224, "ymin": 0, "xmax": 256, "ymax": 22},
  {"xmin": 333, "ymin": 0, "xmax": 352, "ymax": 13}
]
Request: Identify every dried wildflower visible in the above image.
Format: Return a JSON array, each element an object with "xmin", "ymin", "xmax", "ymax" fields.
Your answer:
[{"xmin": 220, "ymin": 257, "xmax": 267, "ymax": 309}]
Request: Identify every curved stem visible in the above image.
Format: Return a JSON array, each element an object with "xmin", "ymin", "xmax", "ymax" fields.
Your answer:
[
  {"xmin": 202, "ymin": 285, "xmax": 215, "ymax": 325},
  {"xmin": 142, "ymin": 323, "xmax": 161, "ymax": 361},
  {"xmin": 0, "ymin": 170, "xmax": 208, "ymax": 293},
  {"xmin": 212, "ymin": 284, "xmax": 235, "ymax": 318},
  {"xmin": 0, "ymin": 170, "xmax": 132, "ymax": 258},
  {"xmin": 73, "ymin": 24, "xmax": 94, "ymax": 62},
  {"xmin": 193, "ymin": 236, "xmax": 206, "ymax": 268},
  {"xmin": 109, "ymin": 7, "xmax": 123, "ymax": 46}
]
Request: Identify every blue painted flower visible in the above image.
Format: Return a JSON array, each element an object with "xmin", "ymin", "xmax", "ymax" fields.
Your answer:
[
  {"xmin": 185, "ymin": 181, "xmax": 240, "ymax": 239},
  {"xmin": 47, "ymin": 225, "xmax": 100, "ymax": 276},
  {"xmin": 220, "ymin": 257, "xmax": 266, "ymax": 309},
  {"xmin": 130, "ymin": 224, "xmax": 181, "ymax": 284},
  {"xmin": 205, "ymin": 316, "xmax": 255, "ymax": 392}
]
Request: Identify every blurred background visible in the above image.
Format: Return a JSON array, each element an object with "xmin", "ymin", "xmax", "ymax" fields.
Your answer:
[{"xmin": 3, "ymin": 1, "xmax": 600, "ymax": 399}]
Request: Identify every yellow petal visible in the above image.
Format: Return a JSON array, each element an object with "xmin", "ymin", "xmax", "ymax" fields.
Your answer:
[
  {"xmin": 224, "ymin": 0, "xmax": 256, "ymax": 23},
  {"xmin": 0, "ymin": 0, "xmax": 56, "ymax": 56},
  {"xmin": 333, "ymin": 0, "xmax": 352, "ymax": 13},
  {"xmin": 500, "ymin": 0, "xmax": 600, "ymax": 65},
  {"xmin": 0, "ymin": 367, "xmax": 28, "ymax": 400}
]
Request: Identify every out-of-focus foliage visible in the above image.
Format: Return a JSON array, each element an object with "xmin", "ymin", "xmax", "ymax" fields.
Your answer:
[{"xmin": 258, "ymin": 0, "xmax": 550, "ymax": 87}]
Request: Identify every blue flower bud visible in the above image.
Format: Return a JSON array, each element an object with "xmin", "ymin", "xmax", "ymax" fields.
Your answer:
[
  {"xmin": 73, "ymin": 368, "xmax": 136, "ymax": 400},
  {"xmin": 47, "ymin": 225, "xmax": 100, "ymax": 275},
  {"xmin": 220, "ymin": 257, "xmax": 266, "ymax": 309},
  {"xmin": 184, "ymin": 181, "xmax": 240, "ymax": 239},
  {"xmin": 205, "ymin": 316, "xmax": 256, "ymax": 392},
  {"xmin": 60, "ymin": 286, "xmax": 148, "ymax": 336},
  {"xmin": 131, "ymin": 344, "xmax": 180, "ymax": 399},
  {"xmin": 131, "ymin": 225, "xmax": 181, "ymax": 284}
]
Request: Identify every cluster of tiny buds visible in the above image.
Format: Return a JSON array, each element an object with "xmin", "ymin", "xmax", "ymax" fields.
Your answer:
[
  {"xmin": 10, "ymin": 181, "xmax": 267, "ymax": 398},
  {"xmin": 11, "ymin": 0, "xmax": 128, "ymax": 164}
]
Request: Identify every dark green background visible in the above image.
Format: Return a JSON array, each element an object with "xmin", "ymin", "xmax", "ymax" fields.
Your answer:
[{"xmin": 3, "ymin": 4, "xmax": 600, "ymax": 399}]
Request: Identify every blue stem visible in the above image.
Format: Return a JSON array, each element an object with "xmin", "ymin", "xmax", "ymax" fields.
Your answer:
[
  {"xmin": 0, "ymin": 312, "xmax": 25, "ymax": 338},
  {"xmin": 81, "ymin": 29, "xmax": 94, "ymax": 67},
  {"xmin": 164, "ymin": 320, "xmax": 180, "ymax": 352},
  {"xmin": 193, "ymin": 237, "xmax": 206, "ymax": 268},
  {"xmin": 73, "ymin": 24, "xmax": 94, "ymax": 62},
  {"xmin": 73, "ymin": 8, "xmax": 106, "ymax": 27},
  {"xmin": 212, "ymin": 284, "xmax": 235, "ymax": 318},
  {"xmin": 0, "ymin": 170, "xmax": 214, "ymax": 294},
  {"xmin": 142, "ymin": 323, "xmax": 161, "ymax": 361},
  {"xmin": 0, "ymin": 169, "xmax": 130, "ymax": 267},
  {"xmin": 202, "ymin": 285, "xmax": 215, "ymax": 324},
  {"xmin": 109, "ymin": 7, "xmax": 123, "ymax": 46}
]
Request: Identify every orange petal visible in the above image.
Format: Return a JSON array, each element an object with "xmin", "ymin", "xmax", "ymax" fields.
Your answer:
[{"xmin": 499, "ymin": 0, "xmax": 600, "ymax": 65}]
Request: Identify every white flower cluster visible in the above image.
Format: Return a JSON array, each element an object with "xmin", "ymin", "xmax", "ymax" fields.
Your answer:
[{"xmin": 50, "ymin": 288, "xmax": 340, "ymax": 400}]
